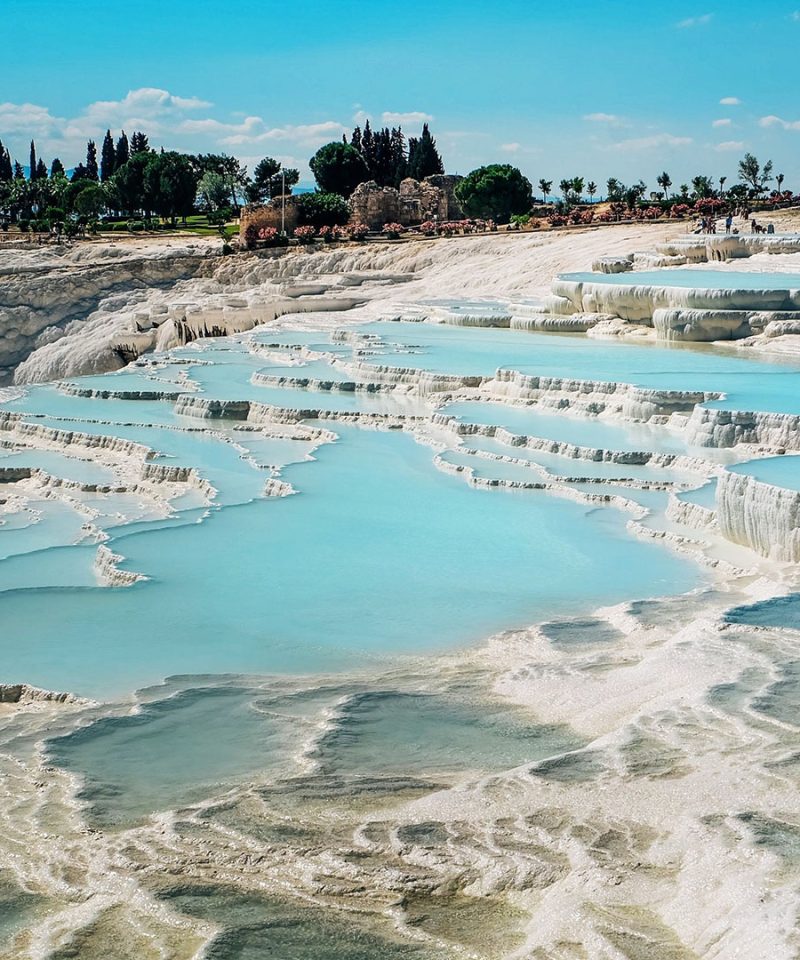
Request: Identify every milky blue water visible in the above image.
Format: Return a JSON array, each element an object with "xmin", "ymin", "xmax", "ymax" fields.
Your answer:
[
  {"xmin": 728, "ymin": 455, "xmax": 800, "ymax": 492},
  {"xmin": 348, "ymin": 321, "xmax": 800, "ymax": 415},
  {"xmin": 679, "ymin": 479, "xmax": 718, "ymax": 508},
  {"xmin": 441, "ymin": 401, "xmax": 688, "ymax": 452},
  {"xmin": 0, "ymin": 423, "xmax": 699, "ymax": 697}
]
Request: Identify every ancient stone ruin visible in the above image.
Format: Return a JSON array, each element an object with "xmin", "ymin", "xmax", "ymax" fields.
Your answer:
[
  {"xmin": 240, "ymin": 174, "xmax": 464, "ymax": 238},
  {"xmin": 350, "ymin": 175, "xmax": 464, "ymax": 229}
]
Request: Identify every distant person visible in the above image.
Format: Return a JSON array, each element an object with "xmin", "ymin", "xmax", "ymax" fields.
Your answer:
[
  {"xmin": 725, "ymin": 214, "xmax": 733, "ymax": 233},
  {"xmin": 751, "ymin": 219, "xmax": 758, "ymax": 234},
  {"xmin": 767, "ymin": 222, "xmax": 775, "ymax": 234}
]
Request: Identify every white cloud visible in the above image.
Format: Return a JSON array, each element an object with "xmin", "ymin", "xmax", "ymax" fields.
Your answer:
[
  {"xmin": 583, "ymin": 112, "xmax": 626, "ymax": 126},
  {"xmin": 677, "ymin": 13, "xmax": 712, "ymax": 27},
  {"xmin": 715, "ymin": 140, "xmax": 745, "ymax": 151},
  {"xmin": 0, "ymin": 102, "xmax": 62, "ymax": 137},
  {"xmin": 720, "ymin": 96, "xmax": 741, "ymax": 105},
  {"xmin": 609, "ymin": 133, "xmax": 693, "ymax": 151},
  {"xmin": 712, "ymin": 118, "xmax": 732, "ymax": 127},
  {"xmin": 380, "ymin": 110, "xmax": 433, "ymax": 127},
  {"xmin": 500, "ymin": 142, "xmax": 521, "ymax": 153},
  {"xmin": 220, "ymin": 121, "xmax": 348, "ymax": 147},
  {"xmin": 791, "ymin": 10, "xmax": 800, "ymax": 19},
  {"xmin": 759, "ymin": 114, "xmax": 800, "ymax": 130},
  {"xmin": 352, "ymin": 109, "xmax": 371, "ymax": 127}
]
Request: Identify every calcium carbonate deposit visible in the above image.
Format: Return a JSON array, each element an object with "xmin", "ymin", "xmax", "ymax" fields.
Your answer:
[{"xmin": 2, "ymin": 226, "xmax": 800, "ymax": 960}]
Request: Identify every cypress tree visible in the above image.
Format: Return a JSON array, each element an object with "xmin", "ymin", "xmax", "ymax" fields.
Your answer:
[
  {"xmin": 0, "ymin": 141, "xmax": 12, "ymax": 182},
  {"xmin": 100, "ymin": 129, "xmax": 116, "ymax": 181},
  {"xmin": 85, "ymin": 141, "xmax": 99, "ymax": 180},
  {"xmin": 50, "ymin": 158, "xmax": 65, "ymax": 178},
  {"xmin": 130, "ymin": 131, "xmax": 150, "ymax": 155},
  {"xmin": 14, "ymin": 161, "xmax": 25, "ymax": 180},
  {"xmin": 407, "ymin": 123, "xmax": 444, "ymax": 180},
  {"xmin": 35, "ymin": 159, "xmax": 48, "ymax": 181},
  {"xmin": 115, "ymin": 131, "xmax": 130, "ymax": 167},
  {"xmin": 29, "ymin": 140, "xmax": 37, "ymax": 180}
]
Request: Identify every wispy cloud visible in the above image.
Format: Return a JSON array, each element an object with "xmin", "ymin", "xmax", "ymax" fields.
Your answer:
[
  {"xmin": 711, "ymin": 118, "xmax": 732, "ymax": 127},
  {"xmin": 500, "ymin": 142, "xmax": 521, "ymax": 153},
  {"xmin": 583, "ymin": 112, "xmax": 627, "ymax": 127},
  {"xmin": 381, "ymin": 110, "xmax": 433, "ymax": 127},
  {"xmin": 759, "ymin": 114, "xmax": 800, "ymax": 130},
  {"xmin": 715, "ymin": 140, "xmax": 745, "ymax": 152},
  {"xmin": 791, "ymin": 10, "xmax": 800, "ymax": 19},
  {"xmin": 719, "ymin": 96, "xmax": 741, "ymax": 105},
  {"xmin": 608, "ymin": 132, "xmax": 693, "ymax": 151},
  {"xmin": 677, "ymin": 13, "xmax": 712, "ymax": 28}
]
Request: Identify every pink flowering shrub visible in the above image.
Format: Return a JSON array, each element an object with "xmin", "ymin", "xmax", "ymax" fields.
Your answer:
[
  {"xmin": 347, "ymin": 222, "xmax": 369, "ymax": 241},
  {"xmin": 548, "ymin": 214, "xmax": 567, "ymax": 227},
  {"xmin": 293, "ymin": 225, "xmax": 317, "ymax": 243},
  {"xmin": 671, "ymin": 203, "xmax": 692, "ymax": 219},
  {"xmin": 693, "ymin": 197, "xmax": 725, "ymax": 215},
  {"xmin": 419, "ymin": 220, "xmax": 437, "ymax": 236},
  {"xmin": 317, "ymin": 225, "xmax": 344, "ymax": 242},
  {"xmin": 383, "ymin": 222, "xmax": 406, "ymax": 239},
  {"xmin": 258, "ymin": 226, "xmax": 279, "ymax": 243}
]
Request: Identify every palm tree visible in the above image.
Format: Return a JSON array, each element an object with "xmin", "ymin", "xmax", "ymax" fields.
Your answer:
[
  {"xmin": 571, "ymin": 177, "xmax": 585, "ymax": 199},
  {"xmin": 719, "ymin": 175, "xmax": 727, "ymax": 195},
  {"xmin": 587, "ymin": 181, "xmax": 597, "ymax": 203},
  {"xmin": 558, "ymin": 178, "xmax": 572, "ymax": 202},
  {"xmin": 777, "ymin": 172, "xmax": 785, "ymax": 193},
  {"xmin": 656, "ymin": 171, "xmax": 672, "ymax": 199},
  {"xmin": 538, "ymin": 178, "xmax": 553, "ymax": 203}
]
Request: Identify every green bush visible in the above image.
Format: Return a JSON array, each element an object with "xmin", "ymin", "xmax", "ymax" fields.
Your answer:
[
  {"xmin": 127, "ymin": 220, "xmax": 146, "ymax": 232},
  {"xmin": 455, "ymin": 164, "xmax": 533, "ymax": 222},
  {"xmin": 17, "ymin": 219, "xmax": 30, "ymax": 233},
  {"xmin": 296, "ymin": 191, "xmax": 350, "ymax": 228}
]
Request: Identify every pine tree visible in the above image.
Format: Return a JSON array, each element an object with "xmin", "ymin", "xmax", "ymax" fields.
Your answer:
[
  {"xmin": 130, "ymin": 131, "xmax": 150, "ymax": 155},
  {"xmin": 407, "ymin": 124, "xmax": 444, "ymax": 180},
  {"xmin": 86, "ymin": 141, "xmax": 99, "ymax": 180},
  {"xmin": 0, "ymin": 141, "xmax": 12, "ymax": 182},
  {"xmin": 115, "ymin": 131, "xmax": 130, "ymax": 167},
  {"xmin": 35, "ymin": 159, "xmax": 47, "ymax": 181},
  {"xmin": 50, "ymin": 158, "xmax": 65, "ymax": 178},
  {"xmin": 29, "ymin": 140, "xmax": 37, "ymax": 180},
  {"xmin": 14, "ymin": 161, "xmax": 25, "ymax": 180},
  {"xmin": 100, "ymin": 130, "xmax": 116, "ymax": 182}
]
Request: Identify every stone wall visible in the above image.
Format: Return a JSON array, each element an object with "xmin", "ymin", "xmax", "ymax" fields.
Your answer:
[
  {"xmin": 350, "ymin": 175, "xmax": 464, "ymax": 229},
  {"xmin": 240, "ymin": 196, "xmax": 300, "ymax": 236}
]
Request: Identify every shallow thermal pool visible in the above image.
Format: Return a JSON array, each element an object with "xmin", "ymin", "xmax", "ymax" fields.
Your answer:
[
  {"xmin": 3, "ymin": 290, "xmax": 800, "ymax": 960},
  {"xmin": 349, "ymin": 320, "xmax": 800, "ymax": 415},
  {"xmin": 727, "ymin": 455, "xmax": 800, "ymax": 492}
]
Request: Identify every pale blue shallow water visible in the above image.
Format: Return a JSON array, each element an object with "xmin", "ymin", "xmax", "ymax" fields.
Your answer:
[
  {"xmin": 728, "ymin": 455, "xmax": 800, "ymax": 492},
  {"xmin": 349, "ymin": 320, "xmax": 800, "ymax": 415},
  {"xmin": 0, "ymin": 424, "xmax": 699, "ymax": 697}
]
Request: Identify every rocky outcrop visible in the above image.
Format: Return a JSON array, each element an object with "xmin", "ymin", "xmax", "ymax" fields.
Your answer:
[
  {"xmin": 717, "ymin": 470, "xmax": 800, "ymax": 561},
  {"xmin": 0, "ymin": 241, "xmax": 216, "ymax": 383}
]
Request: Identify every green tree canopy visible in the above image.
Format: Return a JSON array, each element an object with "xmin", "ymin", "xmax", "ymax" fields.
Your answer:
[
  {"xmin": 455, "ymin": 164, "xmax": 533, "ymax": 221},
  {"xmin": 247, "ymin": 157, "xmax": 300, "ymax": 203},
  {"xmin": 738, "ymin": 152, "xmax": 773, "ymax": 195},
  {"xmin": 100, "ymin": 130, "xmax": 116, "ymax": 182},
  {"xmin": 197, "ymin": 170, "xmax": 231, "ymax": 212},
  {"xmin": 143, "ymin": 151, "xmax": 197, "ymax": 220},
  {"xmin": 309, "ymin": 142, "xmax": 369, "ymax": 197},
  {"xmin": 73, "ymin": 182, "xmax": 107, "ymax": 219},
  {"xmin": 115, "ymin": 131, "xmax": 130, "ymax": 168},
  {"xmin": 407, "ymin": 123, "xmax": 444, "ymax": 180},
  {"xmin": 296, "ymin": 191, "xmax": 350, "ymax": 227}
]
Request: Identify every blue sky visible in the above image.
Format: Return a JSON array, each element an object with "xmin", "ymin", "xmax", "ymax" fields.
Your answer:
[{"xmin": 2, "ymin": 0, "xmax": 799, "ymax": 191}]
